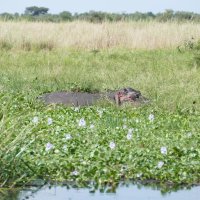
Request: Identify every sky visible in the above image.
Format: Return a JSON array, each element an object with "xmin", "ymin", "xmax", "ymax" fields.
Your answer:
[{"xmin": 0, "ymin": 0, "xmax": 200, "ymax": 14}]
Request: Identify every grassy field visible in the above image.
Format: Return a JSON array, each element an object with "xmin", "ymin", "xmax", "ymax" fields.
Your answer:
[
  {"xmin": 1, "ymin": 21, "xmax": 200, "ymax": 50},
  {"xmin": 0, "ymin": 21, "xmax": 200, "ymax": 188},
  {"xmin": 0, "ymin": 48, "xmax": 199, "ymax": 111}
]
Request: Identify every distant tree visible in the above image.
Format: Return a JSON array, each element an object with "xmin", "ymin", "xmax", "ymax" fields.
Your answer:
[
  {"xmin": 59, "ymin": 11, "xmax": 72, "ymax": 21},
  {"xmin": 2, "ymin": 8, "xmax": 200, "ymax": 23},
  {"xmin": 157, "ymin": 9, "xmax": 174, "ymax": 21},
  {"xmin": 129, "ymin": 12, "xmax": 146, "ymax": 21},
  {"xmin": 0, "ymin": 12, "xmax": 14, "ymax": 20},
  {"xmin": 25, "ymin": 6, "xmax": 49, "ymax": 16},
  {"xmin": 146, "ymin": 12, "xmax": 155, "ymax": 18},
  {"xmin": 87, "ymin": 11, "xmax": 106, "ymax": 23},
  {"xmin": 14, "ymin": 12, "xmax": 20, "ymax": 18},
  {"xmin": 174, "ymin": 11, "xmax": 194, "ymax": 21}
]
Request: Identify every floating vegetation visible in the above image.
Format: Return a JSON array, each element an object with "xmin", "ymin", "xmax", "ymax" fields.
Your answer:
[{"xmin": 0, "ymin": 93, "xmax": 200, "ymax": 187}]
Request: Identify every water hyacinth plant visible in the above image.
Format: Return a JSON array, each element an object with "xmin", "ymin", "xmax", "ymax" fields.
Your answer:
[
  {"xmin": 90, "ymin": 124, "xmax": 95, "ymax": 129},
  {"xmin": 126, "ymin": 132, "xmax": 132, "ymax": 140},
  {"xmin": 65, "ymin": 133, "xmax": 72, "ymax": 140},
  {"xmin": 157, "ymin": 161, "xmax": 164, "ymax": 169},
  {"xmin": 78, "ymin": 118, "xmax": 86, "ymax": 127},
  {"xmin": 0, "ymin": 43, "xmax": 200, "ymax": 188},
  {"xmin": 32, "ymin": 116, "xmax": 39, "ymax": 124},
  {"xmin": 47, "ymin": 117, "xmax": 53, "ymax": 125},
  {"xmin": 109, "ymin": 141, "xmax": 116, "ymax": 150},
  {"xmin": 71, "ymin": 170, "xmax": 79, "ymax": 176},
  {"xmin": 0, "ymin": 95, "xmax": 200, "ymax": 188},
  {"xmin": 45, "ymin": 142, "xmax": 54, "ymax": 151},
  {"xmin": 161, "ymin": 146, "xmax": 167, "ymax": 155},
  {"xmin": 148, "ymin": 114, "xmax": 155, "ymax": 122}
]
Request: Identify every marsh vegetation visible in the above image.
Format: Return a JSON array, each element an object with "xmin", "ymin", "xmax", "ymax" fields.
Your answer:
[{"xmin": 0, "ymin": 21, "xmax": 200, "ymax": 188}]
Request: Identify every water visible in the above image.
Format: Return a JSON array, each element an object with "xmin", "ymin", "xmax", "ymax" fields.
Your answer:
[{"xmin": 1, "ymin": 184, "xmax": 200, "ymax": 200}]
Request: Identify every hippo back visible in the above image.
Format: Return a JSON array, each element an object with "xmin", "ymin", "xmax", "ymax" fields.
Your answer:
[{"xmin": 39, "ymin": 92, "xmax": 102, "ymax": 106}]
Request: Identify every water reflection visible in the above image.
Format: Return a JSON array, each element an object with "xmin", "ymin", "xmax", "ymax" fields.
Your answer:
[
  {"xmin": 1, "ymin": 183, "xmax": 200, "ymax": 200},
  {"xmin": 0, "ymin": 189, "xmax": 19, "ymax": 200}
]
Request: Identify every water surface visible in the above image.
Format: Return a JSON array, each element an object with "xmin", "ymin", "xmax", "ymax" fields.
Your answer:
[{"xmin": 1, "ymin": 183, "xmax": 200, "ymax": 200}]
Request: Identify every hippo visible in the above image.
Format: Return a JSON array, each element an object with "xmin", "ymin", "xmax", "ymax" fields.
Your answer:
[
  {"xmin": 38, "ymin": 87, "xmax": 149, "ymax": 107},
  {"xmin": 113, "ymin": 87, "xmax": 149, "ymax": 106}
]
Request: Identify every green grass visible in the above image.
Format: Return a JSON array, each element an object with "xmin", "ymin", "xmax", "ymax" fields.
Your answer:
[
  {"xmin": 0, "ymin": 48, "xmax": 200, "ymax": 187},
  {"xmin": 0, "ymin": 48, "xmax": 199, "ymax": 111}
]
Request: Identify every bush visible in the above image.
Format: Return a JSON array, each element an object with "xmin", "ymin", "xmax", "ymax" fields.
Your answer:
[
  {"xmin": 192, "ymin": 40, "xmax": 200, "ymax": 67},
  {"xmin": 0, "ymin": 40, "xmax": 13, "ymax": 50},
  {"xmin": 177, "ymin": 38, "xmax": 200, "ymax": 68}
]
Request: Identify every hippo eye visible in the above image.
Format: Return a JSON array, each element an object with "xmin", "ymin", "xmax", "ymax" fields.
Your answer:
[{"xmin": 135, "ymin": 94, "xmax": 140, "ymax": 98}]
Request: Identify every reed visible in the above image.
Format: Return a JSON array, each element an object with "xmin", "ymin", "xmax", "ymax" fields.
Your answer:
[{"xmin": 0, "ymin": 21, "xmax": 200, "ymax": 50}]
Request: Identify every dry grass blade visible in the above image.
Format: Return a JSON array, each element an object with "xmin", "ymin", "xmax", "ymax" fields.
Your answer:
[{"xmin": 0, "ymin": 21, "xmax": 200, "ymax": 50}]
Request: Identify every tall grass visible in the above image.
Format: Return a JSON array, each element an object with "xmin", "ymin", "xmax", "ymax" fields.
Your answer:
[{"xmin": 0, "ymin": 21, "xmax": 200, "ymax": 50}]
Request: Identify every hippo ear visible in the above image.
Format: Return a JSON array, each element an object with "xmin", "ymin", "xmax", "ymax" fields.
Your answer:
[{"xmin": 123, "ymin": 88, "xmax": 128, "ymax": 93}]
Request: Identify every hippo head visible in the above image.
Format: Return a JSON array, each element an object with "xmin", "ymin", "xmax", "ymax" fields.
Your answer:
[{"xmin": 114, "ymin": 87, "xmax": 149, "ymax": 106}]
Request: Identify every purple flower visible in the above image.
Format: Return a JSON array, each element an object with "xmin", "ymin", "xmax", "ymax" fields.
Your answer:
[
  {"xmin": 127, "ymin": 133, "xmax": 132, "ymax": 140},
  {"xmin": 79, "ymin": 118, "xmax": 86, "ymax": 127},
  {"xmin": 109, "ymin": 141, "xmax": 116, "ymax": 149},
  {"xmin": 47, "ymin": 117, "xmax": 53, "ymax": 125},
  {"xmin": 65, "ymin": 134, "xmax": 72, "ymax": 140},
  {"xmin": 148, "ymin": 114, "xmax": 154, "ymax": 122},
  {"xmin": 45, "ymin": 142, "xmax": 54, "ymax": 151},
  {"xmin": 161, "ymin": 146, "xmax": 167, "ymax": 155},
  {"xmin": 157, "ymin": 161, "xmax": 164, "ymax": 169},
  {"xmin": 71, "ymin": 170, "xmax": 79, "ymax": 176}
]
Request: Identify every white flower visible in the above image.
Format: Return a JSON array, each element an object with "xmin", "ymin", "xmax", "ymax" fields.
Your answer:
[
  {"xmin": 32, "ymin": 116, "xmax": 39, "ymax": 124},
  {"xmin": 47, "ymin": 117, "xmax": 53, "ymax": 125},
  {"xmin": 123, "ymin": 118, "xmax": 127, "ymax": 122},
  {"xmin": 65, "ymin": 134, "xmax": 72, "ymax": 140},
  {"xmin": 136, "ymin": 173, "xmax": 142, "ymax": 178},
  {"xmin": 63, "ymin": 145, "xmax": 67, "ymax": 151},
  {"xmin": 148, "ymin": 114, "xmax": 154, "ymax": 122},
  {"xmin": 71, "ymin": 170, "xmax": 79, "ymax": 176},
  {"xmin": 45, "ymin": 142, "xmax": 54, "ymax": 151},
  {"xmin": 55, "ymin": 149, "xmax": 60, "ymax": 154},
  {"xmin": 82, "ymin": 161, "xmax": 87, "ymax": 165},
  {"xmin": 123, "ymin": 125, "xmax": 127, "ymax": 129},
  {"xmin": 128, "ymin": 128, "xmax": 134, "ymax": 134},
  {"xmin": 103, "ymin": 168, "xmax": 108, "ymax": 173},
  {"xmin": 79, "ymin": 118, "xmax": 86, "ymax": 127},
  {"xmin": 187, "ymin": 132, "xmax": 192, "ymax": 137},
  {"xmin": 20, "ymin": 147, "xmax": 26, "ymax": 152},
  {"xmin": 135, "ymin": 119, "xmax": 140, "ymax": 123},
  {"xmin": 116, "ymin": 126, "xmax": 119, "ymax": 129},
  {"xmin": 161, "ymin": 146, "xmax": 167, "ymax": 155},
  {"xmin": 109, "ymin": 141, "xmax": 116, "ymax": 149},
  {"xmin": 157, "ymin": 161, "xmax": 164, "ymax": 169},
  {"xmin": 74, "ymin": 107, "xmax": 79, "ymax": 112},
  {"xmin": 90, "ymin": 124, "xmax": 95, "ymax": 129},
  {"xmin": 127, "ymin": 133, "xmax": 132, "ymax": 140},
  {"xmin": 97, "ymin": 109, "xmax": 103, "ymax": 117}
]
